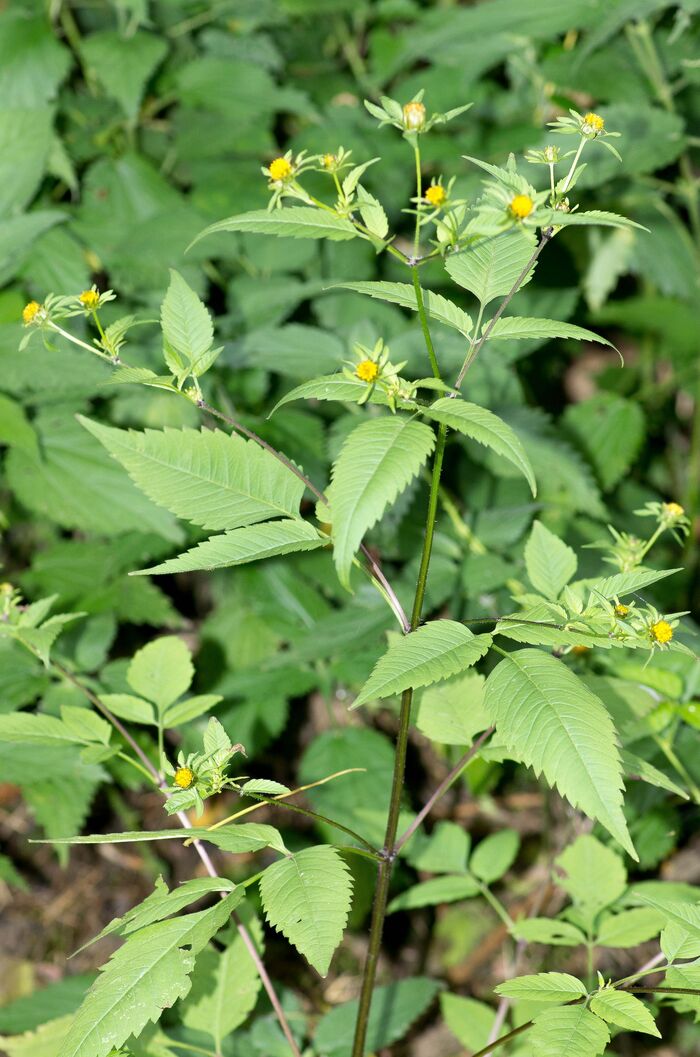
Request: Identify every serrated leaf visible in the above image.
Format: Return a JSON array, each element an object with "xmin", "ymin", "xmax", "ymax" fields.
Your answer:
[
  {"xmin": 511, "ymin": 918, "xmax": 587, "ymax": 946},
  {"xmin": 445, "ymin": 230, "xmax": 537, "ymax": 306},
  {"xmin": 43, "ymin": 822, "xmax": 287, "ymax": 856},
  {"xmin": 328, "ymin": 416, "xmax": 435, "ymax": 586},
  {"xmin": 258, "ymin": 845, "xmax": 352, "ymax": 976},
  {"xmin": 353, "ymin": 621, "xmax": 492, "ymax": 708},
  {"xmin": 331, "ymin": 281, "xmax": 473, "ymax": 336},
  {"xmin": 127, "ymin": 636, "xmax": 193, "ymax": 714},
  {"xmin": 530, "ymin": 1006, "xmax": 609, "ymax": 1057},
  {"xmin": 161, "ymin": 270, "xmax": 214, "ymax": 373},
  {"xmin": 563, "ymin": 394, "xmax": 645, "ymax": 492},
  {"xmin": 525, "ymin": 521, "xmax": 577, "ymax": 599},
  {"xmin": 488, "ymin": 316, "xmax": 615, "ymax": 348},
  {"xmin": 583, "ymin": 566, "xmax": 680, "ymax": 600},
  {"xmin": 542, "ymin": 209, "xmax": 648, "ymax": 231},
  {"xmin": 137, "ymin": 520, "xmax": 326, "ymax": 575},
  {"xmin": 621, "ymin": 749, "xmax": 688, "ymax": 799},
  {"xmin": 78, "ymin": 417, "xmax": 305, "ymax": 532},
  {"xmin": 484, "ymin": 651, "xmax": 635, "ymax": 857},
  {"xmin": 192, "ymin": 207, "xmax": 358, "ymax": 247},
  {"xmin": 415, "ymin": 672, "xmax": 491, "ymax": 745},
  {"xmin": 387, "ymin": 875, "xmax": 480, "ymax": 913},
  {"xmin": 240, "ymin": 778, "xmax": 290, "ymax": 796},
  {"xmin": 595, "ymin": 907, "xmax": 663, "ymax": 948},
  {"xmin": 422, "ymin": 398, "xmax": 536, "ymax": 496},
  {"xmin": 270, "ymin": 374, "xmax": 394, "ymax": 414},
  {"xmin": 636, "ymin": 895, "xmax": 700, "ymax": 937},
  {"xmin": 314, "ymin": 977, "xmax": 441, "ymax": 1057},
  {"xmin": 555, "ymin": 836, "xmax": 627, "ymax": 921},
  {"xmin": 0, "ymin": 713, "xmax": 89, "ymax": 747},
  {"xmin": 163, "ymin": 695, "xmax": 222, "ymax": 727},
  {"xmin": 590, "ymin": 989, "xmax": 660, "ymax": 1036},
  {"xmin": 495, "ymin": 972, "xmax": 586, "ymax": 1005}
]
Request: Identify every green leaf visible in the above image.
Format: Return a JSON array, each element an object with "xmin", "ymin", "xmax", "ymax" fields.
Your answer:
[
  {"xmin": 353, "ymin": 621, "xmax": 493, "ymax": 709},
  {"xmin": 271, "ymin": 374, "xmax": 395, "ymax": 414},
  {"xmin": 240, "ymin": 778, "xmax": 291, "ymax": 796},
  {"xmin": 422, "ymin": 398, "xmax": 536, "ymax": 496},
  {"xmin": 620, "ymin": 749, "xmax": 689, "ymax": 800},
  {"xmin": 56, "ymin": 893, "xmax": 241, "ymax": 1057},
  {"xmin": 193, "ymin": 207, "xmax": 358, "ymax": 247},
  {"xmin": 258, "ymin": 845, "xmax": 352, "ymax": 976},
  {"xmin": 137, "ymin": 520, "xmax": 326, "ymax": 575},
  {"xmin": 590, "ymin": 989, "xmax": 660, "ymax": 1037},
  {"xmin": 99, "ymin": 694, "xmax": 155, "ymax": 725},
  {"xmin": 583, "ymin": 566, "xmax": 680, "ymax": 600},
  {"xmin": 0, "ymin": 713, "xmax": 88, "ymax": 747},
  {"xmin": 330, "ymin": 281, "xmax": 473, "ymax": 336},
  {"xmin": 529, "ymin": 1006, "xmax": 609, "ymax": 1057},
  {"xmin": 445, "ymin": 230, "xmax": 537, "ymax": 306},
  {"xmin": 163, "ymin": 695, "xmax": 221, "ymax": 728},
  {"xmin": 542, "ymin": 209, "xmax": 648, "ymax": 231},
  {"xmin": 487, "ymin": 316, "xmax": 615, "ymax": 348},
  {"xmin": 328, "ymin": 417, "xmax": 435, "ymax": 586},
  {"xmin": 416, "ymin": 672, "xmax": 491, "ymax": 745},
  {"xmin": 43, "ymin": 822, "xmax": 288, "ymax": 856},
  {"xmin": 470, "ymin": 829, "xmax": 519, "ymax": 883},
  {"xmin": 555, "ymin": 836, "xmax": 627, "ymax": 922},
  {"xmin": 511, "ymin": 918, "xmax": 587, "ymax": 947},
  {"xmin": 78, "ymin": 418, "xmax": 305, "ymax": 532},
  {"xmin": 404, "ymin": 822, "xmax": 470, "ymax": 874},
  {"xmin": 595, "ymin": 907, "xmax": 664, "ymax": 949},
  {"xmin": 495, "ymin": 973, "xmax": 586, "ymax": 1006},
  {"xmin": 484, "ymin": 652, "xmax": 635, "ymax": 857},
  {"xmin": 524, "ymin": 521, "xmax": 577, "ymax": 599},
  {"xmin": 356, "ymin": 185, "xmax": 388, "ymax": 239},
  {"xmin": 80, "ymin": 30, "xmax": 167, "ymax": 121},
  {"xmin": 562, "ymin": 394, "xmax": 645, "ymax": 492},
  {"xmin": 387, "ymin": 875, "xmax": 480, "ymax": 913},
  {"xmin": 637, "ymin": 895, "xmax": 700, "ymax": 938},
  {"xmin": 160, "ymin": 270, "xmax": 214, "ymax": 378},
  {"xmin": 314, "ymin": 978, "xmax": 441, "ymax": 1057},
  {"xmin": 127, "ymin": 637, "xmax": 193, "ymax": 714},
  {"xmin": 441, "ymin": 994, "xmax": 498, "ymax": 1052}
]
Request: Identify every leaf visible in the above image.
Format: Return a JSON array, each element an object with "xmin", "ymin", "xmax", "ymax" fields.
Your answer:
[
  {"xmin": 0, "ymin": 713, "xmax": 89, "ymax": 747},
  {"xmin": 445, "ymin": 230, "xmax": 537, "ymax": 306},
  {"xmin": 621, "ymin": 749, "xmax": 688, "ymax": 800},
  {"xmin": 137, "ymin": 520, "xmax": 326, "ymax": 575},
  {"xmin": 441, "ymin": 994, "xmax": 498, "ymax": 1052},
  {"xmin": 529, "ymin": 1006, "xmax": 609, "ymax": 1057},
  {"xmin": 422, "ymin": 398, "xmax": 536, "ymax": 496},
  {"xmin": 387, "ymin": 875, "xmax": 480, "ymax": 913},
  {"xmin": 488, "ymin": 316, "xmax": 615, "ymax": 348},
  {"xmin": 271, "ymin": 374, "xmax": 395, "ymax": 414},
  {"xmin": 415, "ymin": 672, "xmax": 491, "ymax": 745},
  {"xmin": 583, "ymin": 566, "xmax": 680, "ymax": 600},
  {"xmin": 353, "ymin": 622, "xmax": 493, "ymax": 709},
  {"xmin": 405, "ymin": 822, "xmax": 470, "ymax": 874},
  {"xmin": 524, "ymin": 521, "xmax": 577, "ymax": 599},
  {"xmin": 495, "ymin": 973, "xmax": 586, "ymax": 1006},
  {"xmin": 330, "ymin": 281, "xmax": 473, "ymax": 336},
  {"xmin": 314, "ymin": 978, "xmax": 441, "ymax": 1057},
  {"xmin": 636, "ymin": 895, "xmax": 700, "ymax": 938},
  {"xmin": 356, "ymin": 185, "xmax": 388, "ymax": 239},
  {"xmin": 163, "ymin": 695, "xmax": 222, "ymax": 728},
  {"xmin": 511, "ymin": 918, "xmax": 587, "ymax": 947},
  {"xmin": 99, "ymin": 694, "xmax": 155, "ymax": 725},
  {"xmin": 192, "ymin": 207, "xmax": 358, "ymax": 247},
  {"xmin": 562, "ymin": 394, "xmax": 645, "ymax": 492},
  {"xmin": 328, "ymin": 417, "xmax": 435, "ymax": 586},
  {"xmin": 240, "ymin": 778, "xmax": 291, "ymax": 796},
  {"xmin": 78, "ymin": 418, "xmax": 305, "ymax": 532},
  {"xmin": 160, "ymin": 270, "xmax": 214, "ymax": 377},
  {"xmin": 590, "ymin": 989, "xmax": 660, "ymax": 1037},
  {"xmin": 555, "ymin": 836, "xmax": 627, "ymax": 923},
  {"xmin": 470, "ymin": 829, "xmax": 519, "ymax": 883},
  {"xmin": 484, "ymin": 652, "xmax": 635, "ymax": 857},
  {"xmin": 595, "ymin": 907, "xmax": 664, "ymax": 949},
  {"xmin": 80, "ymin": 30, "xmax": 167, "ymax": 121},
  {"xmin": 56, "ymin": 893, "xmax": 241, "ymax": 1057},
  {"xmin": 43, "ymin": 822, "xmax": 287, "ymax": 856},
  {"xmin": 127, "ymin": 637, "xmax": 193, "ymax": 714},
  {"xmin": 542, "ymin": 209, "xmax": 648, "ymax": 231},
  {"xmin": 258, "ymin": 845, "xmax": 352, "ymax": 976}
]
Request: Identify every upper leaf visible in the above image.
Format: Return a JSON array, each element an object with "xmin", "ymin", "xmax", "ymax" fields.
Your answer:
[
  {"xmin": 484, "ymin": 650, "xmax": 635, "ymax": 857},
  {"xmin": 331, "ymin": 280, "xmax": 473, "ymax": 336},
  {"xmin": 127, "ymin": 636, "xmax": 193, "ymax": 714},
  {"xmin": 353, "ymin": 621, "xmax": 493, "ymax": 709},
  {"xmin": 589, "ymin": 989, "xmax": 660, "ymax": 1037},
  {"xmin": 445, "ymin": 230, "xmax": 536, "ymax": 306},
  {"xmin": 529, "ymin": 1006, "xmax": 609, "ymax": 1057},
  {"xmin": 495, "ymin": 972, "xmax": 586, "ymax": 1006},
  {"xmin": 524, "ymin": 521, "xmax": 577, "ymax": 599},
  {"xmin": 78, "ymin": 418, "xmax": 305, "ymax": 532},
  {"xmin": 192, "ymin": 207, "xmax": 358, "ymax": 247},
  {"xmin": 160, "ymin": 270, "xmax": 214, "ymax": 377},
  {"xmin": 328, "ymin": 416, "xmax": 436, "ymax": 586},
  {"xmin": 487, "ymin": 316, "xmax": 615, "ymax": 349}
]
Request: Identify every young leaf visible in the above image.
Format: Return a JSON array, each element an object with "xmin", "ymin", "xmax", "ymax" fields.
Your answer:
[
  {"xmin": 330, "ymin": 280, "xmax": 473, "ymax": 336},
  {"xmin": 445, "ymin": 230, "xmax": 537, "ymax": 306},
  {"xmin": 314, "ymin": 977, "xmax": 441, "ymax": 1057},
  {"xmin": 421, "ymin": 398, "xmax": 536, "ymax": 496},
  {"xmin": 524, "ymin": 521, "xmax": 577, "ymax": 599},
  {"xmin": 136, "ymin": 520, "xmax": 326, "ymax": 575},
  {"xmin": 495, "ymin": 972, "xmax": 587, "ymax": 1006},
  {"xmin": 192, "ymin": 207, "xmax": 358, "ymax": 247},
  {"xmin": 328, "ymin": 417, "xmax": 436, "ymax": 586},
  {"xmin": 127, "ymin": 636, "xmax": 193, "ymax": 714},
  {"xmin": 258, "ymin": 845, "xmax": 352, "ymax": 976},
  {"xmin": 160, "ymin": 270, "xmax": 214, "ymax": 377},
  {"xmin": 484, "ymin": 651, "xmax": 635, "ymax": 857},
  {"xmin": 78, "ymin": 418, "xmax": 305, "ymax": 532},
  {"xmin": 529, "ymin": 1006, "xmax": 609, "ymax": 1057},
  {"xmin": 589, "ymin": 989, "xmax": 660, "ymax": 1037},
  {"xmin": 353, "ymin": 621, "xmax": 493, "ymax": 709}
]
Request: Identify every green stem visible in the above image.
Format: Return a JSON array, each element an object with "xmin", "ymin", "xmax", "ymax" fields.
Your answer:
[
  {"xmin": 653, "ymin": 734, "xmax": 700, "ymax": 804},
  {"xmin": 411, "ymin": 266, "xmax": 441, "ymax": 379},
  {"xmin": 561, "ymin": 137, "xmax": 586, "ymax": 196},
  {"xmin": 413, "ymin": 142, "xmax": 422, "ymax": 256},
  {"xmin": 476, "ymin": 879, "xmax": 514, "ymax": 929},
  {"xmin": 115, "ymin": 750, "xmax": 157, "ymax": 785}
]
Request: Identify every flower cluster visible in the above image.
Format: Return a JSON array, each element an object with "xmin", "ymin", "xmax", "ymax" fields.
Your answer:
[
  {"xmin": 548, "ymin": 107, "xmax": 622, "ymax": 160},
  {"xmin": 162, "ymin": 718, "xmax": 246, "ymax": 816},
  {"xmin": 343, "ymin": 339, "xmax": 415, "ymax": 411},
  {"xmin": 364, "ymin": 91, "xmax": 472, "ymax": 138}
]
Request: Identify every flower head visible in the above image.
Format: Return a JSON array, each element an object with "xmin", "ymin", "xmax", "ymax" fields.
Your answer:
[
  {"xmin": 650, "ymin": 620, "xmax": 673, "ymax": 644},
  {"xmin": 582, "ymin": 112, "xmax": 605, "ymax": 136},
  {"xmin": 510, "ymin": 193, "xmax": 534, "ymax": 220},
  {"xmin": 356, "ymin": 359, "xmax": 380, "ymax": 383},
  {"xmin": 614, "ymin": 603, "xmax": 630, "ymax": 618},
  {"xmin": 425, "ymin": 183, "xmax": 446, "ymax": 208},
  {"xmin": 664, "ymin": 501, "xmax": 685, "ymax": 519},
  {"xmin": 173, "ymin": 766, "xmax": 195, "ymax": 789},
  {"xmin": 403, "ymin": 101, "xmax": 426, "ymax": 131},
  {"xmin": 268, "ymin": 157, "xmax": 293, "ymax": 182},
  {"xmin": 321, "ymin": 154, "xmax": 336, "ymax": 170},
  {"xmin": 79, "ymin": 289, "xmax": 100, "ymax": 310},
  {"xmin": 22, "ymin": 301, "xmax": 41, "ymax": 325}
]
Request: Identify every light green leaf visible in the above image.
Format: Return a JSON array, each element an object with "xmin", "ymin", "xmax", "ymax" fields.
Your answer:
[
  {"xmin": 583, "ymin": 566, "xmax": 680, "ymax": 601},
  {"xmin": 441, "ymin": 994, "xmax": 498, "ymax": 1052},
  {"xmin": 240, "ymin": 779, "xmax": 291, "ymax": 796},
  {"xmin": 421, "ymin": 398, "xmax": 536, "ymax": 496},
  {"xmin": 416, "ymin": 672, "xmax": 491, "ymax": 745},
  {"xmin": 162, "ymin": 695, "xmax": 222, "ymax": 728},
  {"xmin": 445, "ymin": 230, "xmax": 537, "ymax": 306},
  {"xmin": 127, "ymin": 637, "xmax": 193, "ymax": 714},
  {"xmin": 555, "ymin": 835, "xmax": 627, "ymax": 923},
  {"xmin": 43, "ymin": 822, "xmax": 287, "ymax": 856},
  {"xmin": 271, "ymin": 374, "xmax": 395, "ymax": 414},
  {"xmin": 0, "ymin": 713, "xmax": 86, "ymax": 746},
  {"xmin": 328, "ymin": 416, "xmax": 435, "ymax": 586},
  {"xmin": 356, "ymin": 185, "xmax": 388, "ymax": 239},
  {"xmin": 78, "ymin": 418, "xmax": 305, "ymax": 532},
  {"xmin": 404, "ymin": 821, "xmax": 470, "ymax": 874},
  {"xmin": 353, "ymin": 621, "xmax": 492, "ymax": 709},
  {"xmin": 160, "ymin": 270, "xmax": 214, "ymax": 376},
  {"xmin": 331, "ymin": 280, "xmax": 473, "ymax": 336},
  {"xmin": 137, "ymin": 520, "xmax": 326, "ymax": 575},
  {"xmin": 488, "ymin": 316, "xmax": 615, "ymax": 348},
  {"xmin": 387, "ymin": 875, "xmax": 479, "ymax": 913},
  {"xmin": 495, "ymin": 972, "xmax": 586, "ymax": 1006},
  {"xmin": 621, "ymin": 749, "xmax": 688, "ymax": 800},
  {"xmin": 637, "ymin": 895, "xmax": 700, "ymax": 938},
  {"xmin": 542, "ymin": 209, "xmax": 648, "ymax": 231},
  {"xmin": 511, "ymin": 918, "xmax": 587, "ymax": 947},
  {"xmin": 484, "ymin": 652, "xmax": 635, "ymax": 857},
  {"xmin": 562, "ymin": 393, "xmax": 645, "ymax": 492},
  {"xmin": 529, "ymin": 1006, "xmax": 609, "ymax": 1057},
  {"xmin": 470, "ymin": 829, "xmax": 519, "ymax": 883},
  {"xmin": 590, "ymin": 989, "xmax": 660, "ymax": 1037},
  {"xmin": 259, "ymin": 845, "xmax": 352, "ymax": 976},
  {"xmin": 193, "ymin": 207, "xmax": 358, "ymax": 247},
  {"xmin": 99, "ymin": 694, "xmax": 155, "ymax": 725},
  {"xmin": 314, "ymin": 978, "xmax": 441, "ymax": 1057},
  {"xmin": 60, "ymin": 707, "xmax": 111, "ymax": 747},
  {"xmin": 524, "ymin": 521, "xmax": 577, "ymax": 599},
  {"xmin": 595, "ymin": 907, "xmax": 664, "ymax": 949},
  {"xmin": 80, "ymin": 30, "xmax": 167, "ymax": 121}
]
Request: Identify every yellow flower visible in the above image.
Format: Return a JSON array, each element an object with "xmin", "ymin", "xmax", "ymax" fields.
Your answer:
[
  {"xmin": 425, "ymin": 184, "xmax": 446, "ymax": 208},
  {"xmin": 614, "ymin": 603, "xmax": 629, "ymax": 618},
  {"xmin": 356, "ymin": 359, "xmax": 379, "ymax": 383},
  {"xmin": 510, "ymin": 194, "xmax": 534, "ymax": 220},
  {"xmin": 22, "ymin": 301, "xmax": 40, "ymax": 325},
  {"xmin": 0, "ymin": 582, "xmax": 13, "ymax": 595},
  {"xmin": 403, "ymin": 101, "xmax": 426, "ymax": 131},
  {"xmin": 582, "ymin": 112, "xmax": 605, "ymax": 135},
  {"xmin": 268, "ymin": 157, "xmax": 293, "ymax": 182},
  {"xmin": 321, "ymin": 153, "xmax": 336, "ymax": 169},
  {"xmin": 174, "ymin": 766, "xmax": 195, "ymax": 789},
  {"xmin": 664, "ymin": 501, "xmax": 684, "ymax": 518},
  {"xmin": 571, "ymin": 645, "xmax": 590, "ymax": 656},
  {"xmin": 79, "ymin": 289, "xmax": 100, "ymax": 309},
  {"xmin": 650, "ymin": 620, "xmax": 673, "ymax": 644}
]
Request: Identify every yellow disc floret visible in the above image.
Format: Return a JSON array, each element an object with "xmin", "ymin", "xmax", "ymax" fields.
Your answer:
[
  {"xmin": 356, "ymin": 359, "xmax": 379, "ymax": 383},
  {"xmin": 79, "ymin": 289, "xmax": 100, "ymax": 309},
  {"xmin": 403, "ymin": 101, "xmax": 426, "ymax": 131},
  {"xmin": 22, "ymin": 301, "xmax": 40, "ymax": 325},
  {"xmin": 510, "ymin": 194, "xmax": 534, "ymax": 220},
  {"xmin": 321, "ymin": 153, "xmax": 336, "ymax": 169},
  {"xmin": 425, "ymin": 184, "xmax": 446, "ymax": 208},
  {"xmin": 650, "ymin": 620, "xmax": 673, "ymax": 644},
  {"xmin": 614, "ymin": 603, "xmax": 630, "ymax": 618},
  {"xmin": 174, "ymin": 766, "xmax": 195, "ymax": 789},
  {"xmin": 268, "ymin": 157, "xmax": 293, "ymax": 182},
  {"xmin": 664, "ymin": 501, "xmax": 685, "ymax": 518},
  {"xmin": 582, "ymin": 112, "xmax": 605, "ymax": 135}
]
